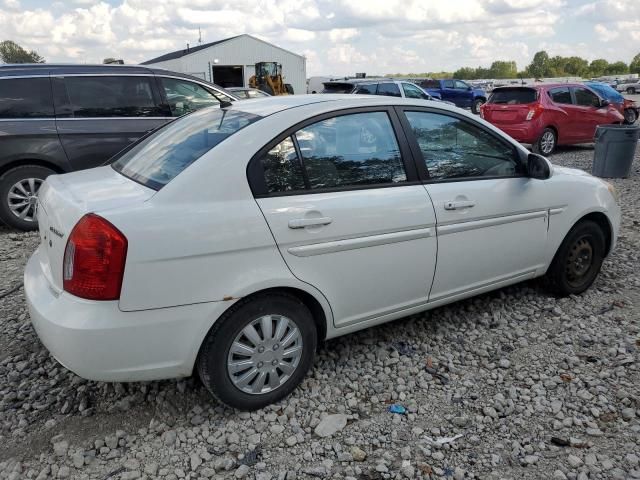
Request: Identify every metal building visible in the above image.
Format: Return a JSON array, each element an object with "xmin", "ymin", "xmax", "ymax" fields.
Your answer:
[{"xmin": 141, "ymin": 34, "xmax": 306, "ymax": 94}]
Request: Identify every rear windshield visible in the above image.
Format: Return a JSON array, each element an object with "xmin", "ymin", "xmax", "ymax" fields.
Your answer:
[
  {"xmin": 489, "ymin": 88, "xmax": 537, "ymax": 105},
  {"xmin": 112, "ymin": 107, "xmax": 261, "ymax": 190},
  {"xmin": 322, "ymin": 82, "xmax": 354, "ymax": 93}
]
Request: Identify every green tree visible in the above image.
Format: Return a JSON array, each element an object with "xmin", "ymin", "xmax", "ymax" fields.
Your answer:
[
  {"xmin": 605, "ymin": 61, "xmax": 628, "ymax": 75},
  {"xmin": 488, "ymin": 61, "xmax": 517, "ymax": 79},
  {"xmin": 453, "ymin": 67, "xmax": 476, "ymax": 79},
  {"xmin": 630, "ymin": 53, "xmax": 640, "ymax": 74},
  {"xmin": 589, "ymin": 59, "xmax": 609, "ymax": 77},
  {"xmin": 563, "ymin": 56, "xmax": 589, "ymax": 76},
  {"xmin": 0, "ymin": 40, "xmax": 44, "ymax": 63},
  {"xmin": 526, "ymin": 50, "xmax": 549, "ymax": 78}
]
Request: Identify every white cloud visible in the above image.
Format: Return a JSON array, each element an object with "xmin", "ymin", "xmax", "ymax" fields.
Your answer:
[
  {"xmin": 0, "ymin": 0, "xmax": 638, "ymax": 76},
  {"xmin": 3, "ymin": 0, "xmax": 20, "ymax": 9},
  {"xmin": 328, "ymin": 28, "xmax": 358, "ymax": 43},
  {"xmin": 594, "ymin": 23, "xmax": 619, "ymax": 42}
]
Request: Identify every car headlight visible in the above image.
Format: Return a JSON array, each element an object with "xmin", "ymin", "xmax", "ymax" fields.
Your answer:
[{"xmin": 601, "ymin": 180, "xmax": 619, "ymax": 203}]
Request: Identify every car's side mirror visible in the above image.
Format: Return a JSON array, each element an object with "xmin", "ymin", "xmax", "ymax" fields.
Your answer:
[
  {"xmin": 528, "ymin": 153, "xmax": 551, "ymax": 180},
  {"xmin": 600, "ymin": 99, "xmax": 610, "ymax": 107}
]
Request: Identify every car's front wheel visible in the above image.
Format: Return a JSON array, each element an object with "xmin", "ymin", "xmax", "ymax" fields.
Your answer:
[
  {"xmin": 545, "ymin": 220, "xmax": 606, "ymax": 296},
  {"xmin": 624, "ymin": 108, "xmax": 637, "ymax": 124},
  {"xmin": 533, "ymin": 128, "xmax": 557, "ymax": 156},
  {"xmin": 627, "ymin": 87, "xmax": 636, "ymax": 95},
  {"xmin": 197, "ymin": 292, "xmax": 317, "ymax": 410},
  {"xmin": 472, "ymin": 98, "xmax": 485, "ymax": 114},
  {"xmin": 0, "ymin": 165, "xmax": 55, "ymax": 231}
]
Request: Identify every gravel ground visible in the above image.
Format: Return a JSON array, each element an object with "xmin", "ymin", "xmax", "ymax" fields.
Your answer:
[{"xmin": 1, "ymin": 144, "xmax": 639, "ymax": 480}]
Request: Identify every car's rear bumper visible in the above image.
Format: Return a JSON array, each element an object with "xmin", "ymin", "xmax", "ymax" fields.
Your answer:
[
  {"xmin": 491, "ymin": 121, "xmax": 541, "ymax": 144},
  {"xmin": 24, "ymin": 246, "xmax": 231, "ymax": 382}
]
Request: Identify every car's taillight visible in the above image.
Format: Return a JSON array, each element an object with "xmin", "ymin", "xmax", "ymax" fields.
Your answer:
[
  {"xmin": 63, "ymin": 214, "xmax": 127, "ymax": 300},
  {"xmin": 526, "ymin": 104, "xmax": 543, "ymax": 121}
]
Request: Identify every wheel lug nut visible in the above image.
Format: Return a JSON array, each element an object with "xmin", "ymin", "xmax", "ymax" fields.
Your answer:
[
  {"xmin": 273, "ymin": 344, "xmax": 279, "ymax": 350},
  {"xmin": 258, "ymin": 346, "xmax": 265, "ymax": 353},
  {"xmin": 271, "ymin": 359, "xmax": 278, "ymax": 366},
  {"xmin": 257, "ymin": 361, "xmax": 263, "ymax": 368}
]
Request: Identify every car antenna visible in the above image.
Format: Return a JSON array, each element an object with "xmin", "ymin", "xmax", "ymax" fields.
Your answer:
[{"xmin": 220, "ymin": 100, "xmax": 233, "ymax": 108}]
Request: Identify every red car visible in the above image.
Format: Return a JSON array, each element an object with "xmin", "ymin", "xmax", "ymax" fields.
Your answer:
[{"xmin": 480, "ymin": 83, "xmax": 624, "ymax": 155}]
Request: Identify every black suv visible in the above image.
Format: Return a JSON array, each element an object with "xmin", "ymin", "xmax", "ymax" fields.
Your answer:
[{"xmin": 0, "ymin": 64, "xmax": 236, "ymax": 230}]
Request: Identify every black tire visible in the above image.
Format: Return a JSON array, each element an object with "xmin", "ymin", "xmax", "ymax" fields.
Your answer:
[
  {"xmin": 623, "ymin": 108, "xmax": 637, "ymax": 125},
  {"xmin": 532, "ymin": 127, "xmax": 557, "ymax": 156},
  {"xmin": 285, "ymin": 84, "xmax": 294, "ymax": 95},
  {"xmin": 197, "ymin": 292, "xmax": 317, "ymax": 410},
  {"xmin": 627, "ymin": 87, "xmax": 636, "ymax": 95},
  {"xmin": 259, "ymin": 83, "xmax": 275, "ymax": 96},
  {"xmin": 0, "ymin": 165, "xmax": 55, "ymax": 231},
  {"xmin": 472, "ymin": 98, "xmax": 485, "ymax": 114},
  {"xmin": 545, "ymin": 220, "xmax": 606, "ymax": 296}
]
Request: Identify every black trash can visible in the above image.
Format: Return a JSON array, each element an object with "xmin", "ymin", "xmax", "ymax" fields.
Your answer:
[{"xmin": 592, "ymin": 124, "xmax": 640, "ymax": 178}]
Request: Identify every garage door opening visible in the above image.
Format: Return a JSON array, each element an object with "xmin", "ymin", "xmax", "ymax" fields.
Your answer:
[{"xmin": 211, "ymin": 65, "xmax": 244, "ymax": 88}]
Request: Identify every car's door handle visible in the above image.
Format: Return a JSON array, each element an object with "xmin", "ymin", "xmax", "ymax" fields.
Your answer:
[
  {"xmin": 444, "ymin": 200, "xmax": 476, "ymax": 210},
  {"xmin": 288, "ymin": 217, "xmax": 333, "ymax": 229}
]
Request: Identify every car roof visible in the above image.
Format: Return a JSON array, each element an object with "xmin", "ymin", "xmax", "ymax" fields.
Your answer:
[
  {"xmin": 0, "ymin": 63, "xmax": 215, "ymax": 84},
  {"xmin": 222, "ymin": 93, "xmax": 448, "ymax": 117}
]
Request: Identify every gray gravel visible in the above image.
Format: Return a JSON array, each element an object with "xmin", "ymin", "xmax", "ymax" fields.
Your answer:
[{"xmin": 1, "ymin": 143, "xmax": 639, "ymax": 480}]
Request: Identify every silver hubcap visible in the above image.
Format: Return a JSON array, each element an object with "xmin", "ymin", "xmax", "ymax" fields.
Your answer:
[
  {"xmin": 541, "ymin": 131, "xmax": 555, "ymax": 154},
  {"xmin": 7, "ymin": 178, "xmax": 42, "ymax": 222},
  {"xmin": 227, "ymin": 315, "xmax": 303, "ymax": 395}
]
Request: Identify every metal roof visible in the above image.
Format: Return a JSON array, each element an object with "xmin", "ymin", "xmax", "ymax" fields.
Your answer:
[
  {"xmin": 140, "ymin": 35, "xmax": 241, "ymax": 65},
  {"xmin": 140, "ymin": 34, "xmax": 305, "ymax": 65}
]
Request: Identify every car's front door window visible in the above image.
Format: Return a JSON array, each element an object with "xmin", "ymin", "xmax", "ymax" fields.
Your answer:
[
  {"xmin": 573, "ymin": 87, "xmax": 600, "ymax": 108},
  {"xmin": 404, "ymin": 111, "xmax": 520, "ymax": 180},
  {"xmin": 455, "ymin": 80, "xmax": 469, "ymax": 90}
]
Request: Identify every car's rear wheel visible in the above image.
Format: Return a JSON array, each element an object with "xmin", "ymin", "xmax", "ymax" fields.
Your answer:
[
  {"xmin": 533, "ymin": 128, "xmax": 557, "ymax": 156},
  {"xmin": 627, "ymin": 87, "xmax": 636, "ymax": 95},
  {"xmin": 197, "ymin": 292, "xmax": 317, "ymax": 410},
  {"xmin": 0, "ymin": 165, "xmax": 55, "ymax": 231},
  {"xmin": 624, "ymin": 108, "xmax": 637, "ymax": 124},
  {"xmin": 472, "ymin": 98, "xmax": 485, "ymax": 114},
  {"xmin": 545, "ymin": 220, "xmax": 606, "ymax": 296}
]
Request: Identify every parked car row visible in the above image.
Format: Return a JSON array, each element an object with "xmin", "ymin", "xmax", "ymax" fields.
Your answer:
[{"xmin": 321, "ymin": 78, "xmax": 444, "ymax": 101}]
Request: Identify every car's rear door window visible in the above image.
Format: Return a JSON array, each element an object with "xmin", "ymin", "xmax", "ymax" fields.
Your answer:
[
  {"xmin": 260, "ymin": 137, "xmax": 306, "ymax": 193},
  {"xmin": 295, "ymin": 112, "xmax": 406, "ymax": 189},
  {"xmin": 113, "ymin": 108, "xmax": 260, "ymax": 189},
  {"xmin": 489, "ymin": 88, "xmax": 537, "ymax": 104},
  {"xmin": 404, "ymin": 111, "xmax": 520, "ymax": 180},
  {"xmin": 0, "ymin": 77, "xmax": 54, "ymax": 118},
  {"xmin": 376, "ymin": 83, "xmax": 401, "ymax": 97},
  {"xmin": 64, "ymin": 76, "xmax": 162, "ymax": 117},
  {"xmin": 548, "ymin": 87, "xmax": 572, "ymax": 105}
]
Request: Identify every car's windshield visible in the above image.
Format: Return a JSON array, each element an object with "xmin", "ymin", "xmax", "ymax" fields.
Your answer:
[{"xmin": 112, "ymin": 107, "xmax": 261, "ymax": 190}]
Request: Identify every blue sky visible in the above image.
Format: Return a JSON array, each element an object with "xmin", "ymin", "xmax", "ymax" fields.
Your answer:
[{"xmin": 1, "ymin": 0, "xmax": 638, "ymax": 75}]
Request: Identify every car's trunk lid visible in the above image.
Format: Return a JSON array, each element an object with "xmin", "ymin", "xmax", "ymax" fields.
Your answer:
[{"xmin": 36, "ymin": 166, "xmax": 155, "ymax": 292}]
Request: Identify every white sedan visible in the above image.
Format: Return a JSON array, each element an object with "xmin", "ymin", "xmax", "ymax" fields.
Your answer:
[{"xmin": 25, "ymin": 95, "xmax": 620, "ymax": 410}]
